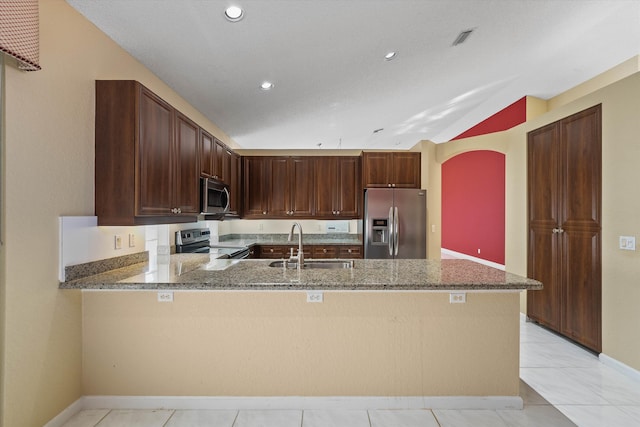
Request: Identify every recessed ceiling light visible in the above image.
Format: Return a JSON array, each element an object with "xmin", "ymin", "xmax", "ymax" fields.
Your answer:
[
  {"xmin": 260, "ymin": 81, "xmax": 274, "ymax": 90},
  {"xmin": 224, "ymin": 5, "xmax": 244, "ymax": 22},
  {"xmin": 384, "ymin": 52, "xmax": 397, "ymax": 61}
]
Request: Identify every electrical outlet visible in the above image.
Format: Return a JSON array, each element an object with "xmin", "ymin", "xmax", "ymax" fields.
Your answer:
[
  {"xmin": 129, "ymin": 233, "xmax": 136, "ymax": 247},
  {"xmin": 307, "ymin": 291, "xmax": 323, "ymax": 303},
  {"xmin": 477, "ymin": 248, "xmax": 481, "ymax": 254},
  {"xmin": 114, "ymin": 235, "xmax": 122, "ymax": 249},
  {"xmin": 157, "ymin": 291, "xmax": 174, "ymax": 302},
  {"xmin": 449, "ymin": 292, "xmax": 466, "ymax": 304}
]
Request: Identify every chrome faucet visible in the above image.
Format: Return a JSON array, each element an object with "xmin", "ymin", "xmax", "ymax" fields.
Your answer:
[{"xmin": 288, "ymin": 222, "xmax": 304, "ymax": 268}]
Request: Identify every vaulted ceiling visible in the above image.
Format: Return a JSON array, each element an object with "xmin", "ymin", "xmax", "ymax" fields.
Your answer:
[{"xmin": 67, "ymin": 0, "xmax": 640, "ymax": 150}]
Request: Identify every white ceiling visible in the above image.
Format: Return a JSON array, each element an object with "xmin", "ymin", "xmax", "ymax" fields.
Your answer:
[{"xmin": 66, "ymin": 0, "xmax": 640, "ymax": 150}]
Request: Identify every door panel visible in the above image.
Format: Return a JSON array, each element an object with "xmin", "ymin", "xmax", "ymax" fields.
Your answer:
[
  {"xmin": 527, "ymin": 227, "xmax": 561, "ymax": 329},
  {"xmin": 337, "ymin": 156, "xmax": 361, "ymax": 217},
  {"xmin": 392, "ymin": 152, "xmax": 421, "ymax": 188},
  {"xmin": 290, "ymin": 157, "xmax": 314, "ymax": 216},
  {"xmin": 561, "ymin": 106, "xmax": 602, "ymax": 228},
  {"xmin": 174, "ymin": 112, "xmax": 200, "ymax": 214},
  {"xmin": 268, "ymin": 157, "xmax": 290, "ymax": 216},
  {"xmin": 393, "ymin": 189, "xmax": 426, "ymax": 259},
  {"xmin": 243, "ymin": 157, "xmax": 268, "ymax": 217},
  {"xmin": 314, "ymin": 157, "xmax": 337, "ymax": 217},
  {"xmin": 561, "ymin": 229, "xmax": 601, "ymax": 350},
  {"xmin": 137, "ymin": 88, "xmax": 173, "ymax": 216},
  {"xmin": 364, "ymin": 189, "xmax": 394, "ymax": 259}
]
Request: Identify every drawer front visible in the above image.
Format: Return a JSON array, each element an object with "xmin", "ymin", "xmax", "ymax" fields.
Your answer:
[
  {"xmin": 338, "ymin": 245, "xmax": 363, "ymax": 259},
  {"xmin": 312, "ymin": 246, "xmax": 338, "ymax": 259},
  {"xmin": 259, "ymin": 245, "xmax": 287, "ymax": 259}
]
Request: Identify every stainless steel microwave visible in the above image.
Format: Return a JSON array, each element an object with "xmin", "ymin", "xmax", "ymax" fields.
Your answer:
[{"xmin": 201, "ymin": 177, "xmax": 230, "ymax": 215}]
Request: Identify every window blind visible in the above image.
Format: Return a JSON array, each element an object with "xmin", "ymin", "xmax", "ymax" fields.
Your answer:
[{"xmin": 0, "ymin": 0, "xmax": 40, "ymax": 71}]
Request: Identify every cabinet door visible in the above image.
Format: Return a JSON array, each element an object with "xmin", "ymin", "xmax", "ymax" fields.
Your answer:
[
  {"xmin": 336, "ymin": 156, "xmax": 361, "ymax": 217},
  {"xmin": 213, "ymin": 138, "xmax": 230, "ymax": 183},
  {"xmin": 527, "ymin": 105, "xmax": 602, "ymax": 353},
  {"xmin": 392, "ymin": 152, "xmax": 421, "ymax": 188},
  {"xmin": 527, "ymin": 122, "xmax": 562, "ymax": 330},
  {"xmin": 290, "ymin": 157, "xmax": 315, "ymax": 217},
  {"xmin": 229, "ymin": 151, "xmax": 241, "ymax": 214},
  {"xmin": 314, "ymin": 157, "xmax": 338, "ymax": 217},
  {"xmin": 559, "ymin": 105, "xmax": 602, "ymax": 351},
  {"xmin": 267, "ymin": 157, "xmax": 291, "ymax": 217},
  {"xmin": 137, "ymin": 87, "xmax": 174, "ymax": 216},
  {"xmin": 243, "ymin": 157, "xmax": 269, "ymax": 217},
  {"xmin": 362, "ymin": 152, "xmax": 392, "ymax": 187},
  {"xmin": 199, "ymin": 129, "xmax": 214, "ymax": 177},
  {"xmin": 174, "ymin": 112, "xmax": 200, "ymax": 214}
]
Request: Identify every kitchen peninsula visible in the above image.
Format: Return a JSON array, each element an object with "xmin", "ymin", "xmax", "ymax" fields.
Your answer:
[{"xmin": 61, "ymin": 257, "xmax": 541, "ymax": 410}]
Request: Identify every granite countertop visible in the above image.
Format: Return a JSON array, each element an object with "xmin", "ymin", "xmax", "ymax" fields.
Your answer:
[{"xmin": 60, "ymin": 255, "xmax": 542, "ymax": 292}]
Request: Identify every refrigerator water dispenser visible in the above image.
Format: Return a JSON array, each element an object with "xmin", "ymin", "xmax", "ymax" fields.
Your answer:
[{"xmin": 370, "ymin": 219, "xmax": 388, "ymax": 245}]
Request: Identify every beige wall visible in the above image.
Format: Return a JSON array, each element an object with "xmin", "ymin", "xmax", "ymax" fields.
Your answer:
[
  {"xmin": 0, "ymin": 1, "xmax": 233, "ymax": 425},
  {"xmin": 427, "ymin": 69, "xmax": 640, "ymax": 371},
  {"xmin": 83, "ymin": 291, "xmax": 520, "ymax": 397}
]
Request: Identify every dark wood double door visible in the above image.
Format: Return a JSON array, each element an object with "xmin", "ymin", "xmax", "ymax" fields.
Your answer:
[{"xmin": 527, "ymin": 104, "xmax": 602, "ymax": 352}]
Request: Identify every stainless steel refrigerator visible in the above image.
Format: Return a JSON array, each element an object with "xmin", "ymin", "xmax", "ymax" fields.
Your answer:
[{"xmin": 364, "ymin": 188, "xmax": 427, "ymax": 259}]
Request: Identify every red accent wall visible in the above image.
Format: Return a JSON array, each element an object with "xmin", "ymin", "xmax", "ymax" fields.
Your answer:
[
  {"xmin": 451, "ymin": 97, "xmax": 527, "ymax": 140},
  {"xmin": 442, "ymin": 150, "xmax": 505, "ymax": 264}
]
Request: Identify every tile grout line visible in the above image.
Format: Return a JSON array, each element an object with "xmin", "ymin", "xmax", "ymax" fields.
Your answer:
[
  {"xmin": 161, "ymin": 409, "xmax": 176, "ymax": 427},
  {"xmin": 93, "ymin": 409, "xmax": 111, "ymax": 427}
]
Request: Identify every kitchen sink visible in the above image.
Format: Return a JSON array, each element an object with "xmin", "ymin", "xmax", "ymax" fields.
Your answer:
[{"xmin": 268, "ymin": 260, "xmax": 354, "ymax": 269}]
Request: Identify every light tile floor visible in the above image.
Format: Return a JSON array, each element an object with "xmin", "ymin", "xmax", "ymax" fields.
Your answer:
[{"xmin": 62, "ymin": 317, "xmax": 640, "ymax": 427}]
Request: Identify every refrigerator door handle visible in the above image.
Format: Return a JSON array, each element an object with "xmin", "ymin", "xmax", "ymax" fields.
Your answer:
[
  {"xmin": 394, "ymin": 206, "xmax": 399, "ymax": 256},
  {"xmin": 388, "ymin": 206, "xmax": 394, "ymax": 256}
]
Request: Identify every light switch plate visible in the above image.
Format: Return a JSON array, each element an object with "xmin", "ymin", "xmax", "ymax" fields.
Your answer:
[{"xmin": 619, "ymin": 236, "xmax": 636, "ymax": 251}]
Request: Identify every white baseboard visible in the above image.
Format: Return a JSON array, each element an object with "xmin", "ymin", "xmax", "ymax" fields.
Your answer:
[
  {"xmin": 43, "ymin": 397, "xmax": 84, "ymax": 427},
  {"xmin": 50, "ymin": 394, "xmax": 523, "ymax": 423},
  {"xmin": 440, "ymin": 248, "xmax": 505, "ymax": 271},
  {"xmin": 599, "ymin": 353, "xmax": 640, "ymax": 384}
]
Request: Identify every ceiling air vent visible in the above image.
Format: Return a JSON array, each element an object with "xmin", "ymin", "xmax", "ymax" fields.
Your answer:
[{"xmin": 452, "ymin": 29, "xmax": 474, "ymax": 46}]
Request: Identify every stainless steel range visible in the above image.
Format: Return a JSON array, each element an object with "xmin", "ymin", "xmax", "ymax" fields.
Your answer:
[{"xmin": 175, "ymin": 229, "xmax": 250, "ymax": 259}]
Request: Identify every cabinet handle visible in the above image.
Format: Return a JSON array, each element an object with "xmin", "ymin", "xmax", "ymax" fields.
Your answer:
[
  {"xmin": 392, "ymin": 183, "xmax": 396, "ymax": 187},
  {"xmin": 348, "ymin": 249, "xmax": 352, "ymax": 253},
  {"xmin": 178, "ymin": 208, "xmax": 182, "ymax": 214},
  {"xmin": 388, "ymin": 184, "xmax": 392, "ymax": 187},
  {"xmin": 269, "ymin": 248, "xmax": 274, "ymax": 253},
  {"xmin": 552, "ymin": 228, "xmax": 565, "ymax": 234},
  {"xmin": 336, "ymin": 211, "xmax": 340, "ymax": 215},
  {"xmin": 323, "ymin": 248, "xmax": 327, "ymax": 253},
  {"xmin": 262, "ymin": 211, "xmax": 267, "ymax": 215}
]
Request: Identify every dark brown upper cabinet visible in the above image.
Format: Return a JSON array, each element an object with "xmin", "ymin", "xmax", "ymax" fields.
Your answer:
[
  {"xmin": 199, "ymin": 130, "xmax": 232, "ymax": 185},
  {"xmin": 242, "ymin": 156, "xmax": 314, "ymax": 218},
  {"xmin": 95, "ymin": 80, "xmax": 200, "ymax": 225},
  {"xmin": 362, "ymin": 152, "xmax": 421, "ymax": 188},
  {"xmin": 314, "ymin": 156, "xmax": 361, "ymax": 218}
]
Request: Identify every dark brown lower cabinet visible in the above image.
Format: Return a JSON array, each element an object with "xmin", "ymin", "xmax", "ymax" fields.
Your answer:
[
  {"xmin": 527, "ymin": 104, "xmax": 602, "ymax": 352},
  {"xmin": 255, "ymin": 244, "xmax": 363, "ymax": 260}
]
